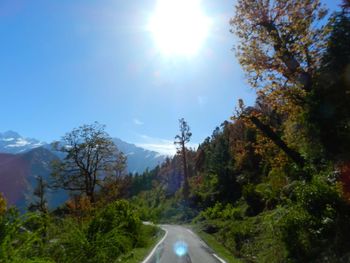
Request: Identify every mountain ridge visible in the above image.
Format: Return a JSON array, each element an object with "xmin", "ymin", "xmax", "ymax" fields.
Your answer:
[
  {"xmin": 0, "ymin": 130, "xmax": 166, "ymax": 173},
  {"xmin": 0, "ymin": 130, "xmax": 167, "ymax": 207}
]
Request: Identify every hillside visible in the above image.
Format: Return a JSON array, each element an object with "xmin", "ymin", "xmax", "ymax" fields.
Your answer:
[{"xmin": 0, "ymin": 132, "xmax": 166, "ymax": 207}]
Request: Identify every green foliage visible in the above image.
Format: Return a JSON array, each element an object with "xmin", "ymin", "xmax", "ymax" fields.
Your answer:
[
  {"xmin": 51, "ymin": 122, "xmax": 124, "ymax": 203},
  {"xmin": 280, "ymin": 177, "xmax": 350, "ymax": 262},
  {"xmin": 51, "ymin": 200, "xmax": 142, "ymax": 263},
  {"xmin": 195, "ymin": 123, "xmax": 242, "ymax": 206},
  {"xmin": 122, "ymin": 225, "xmax": 163, "ymax": 263},
  {"xmin": 308, "ymin": 10, "xmax": 350, "ymax": 162},
  {"xmin": 190, "ymin": 173, "xmax": 219, "ymax": 209},
  {"xmin": 0, "ymin": 200, "xmax": 152, "ymax": 263},
  {"xmin": 192, "ymin": 225, "xmax": 242, "ymax": 263},
  {"xmin": 195, "ymin": 207, "xmax": 288, "ymax": 262},
  {"xmin": 2, "ymin": 3, "xmax": 341, "ymax": 263},
  {"xmin": 197, "ymin": 203, "xmax": 243, "ymax": 221},
  {"xmin": 0, "ymin": 210, "xmax": 50, "ymax": 262},
  {"xmin": 87, "ymin": 200, "xmax": 141, "ymax": 243},
  {"xmin": 242, "ymin": 184, "xmax": 265, "ymax": 216}
]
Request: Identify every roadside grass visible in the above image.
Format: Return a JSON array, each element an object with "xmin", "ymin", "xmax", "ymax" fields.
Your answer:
[
  {"xmin": 190, "ymin": 225, "xmax": 242, "ymax": 263},
  {"xmin": 121, "ymin": 225, "xmax": 165, "ymax": 263}
]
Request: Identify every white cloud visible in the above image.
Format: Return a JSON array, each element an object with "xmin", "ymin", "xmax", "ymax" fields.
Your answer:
[
  {"xmin": 137, "ymin": 143, "xmax": 177, "ymax": 156},
  {"xmin": 133, "ymin": 118, "xmax": 144, "ymax": 126},
  {"xmin": 135, "ymin": 134, "xmax": 198, "ymax": 156}
]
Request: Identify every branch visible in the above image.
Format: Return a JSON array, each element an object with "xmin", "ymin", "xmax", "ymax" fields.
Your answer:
[
  {"xmin": 258, "ymin": 21, "xmax": 312, "ymax": 91},
  {"xmin": 248, "ymin": 113, "xmax": 305, "ymax": 168}
]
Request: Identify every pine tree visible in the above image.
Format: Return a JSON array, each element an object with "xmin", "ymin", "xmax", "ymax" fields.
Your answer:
[{"xmin": 174, "ymin": 118, "xmax": 192, "ymax": 201}]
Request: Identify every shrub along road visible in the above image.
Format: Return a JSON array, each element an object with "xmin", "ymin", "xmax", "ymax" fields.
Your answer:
[{"xmin": 143, "ymin": 224, "xmax": 225, "ymax": 263}]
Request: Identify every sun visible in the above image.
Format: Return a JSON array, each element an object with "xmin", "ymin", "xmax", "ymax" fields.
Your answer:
[{"xmin": 148, "ymin": 0, "xmax": 211, "ymax": 57}]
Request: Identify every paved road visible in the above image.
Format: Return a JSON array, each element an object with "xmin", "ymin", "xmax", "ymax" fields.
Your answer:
[{"xmin": 143, "ymin": 225, "xmax": 224, "ymax": 263}]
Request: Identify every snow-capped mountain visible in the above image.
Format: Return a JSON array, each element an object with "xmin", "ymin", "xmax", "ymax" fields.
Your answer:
[
  {"xmin": 0, "ymin": 131, "xmax": 45, "ymax": 154},
  {"xmin": 112, "ymin": 138, "xmax": 166, "ymax": 174},
  {"xmin": 0, "ymin": 130, "xmax": 167, "ymax": 207},
  {"xmin": 0, "ymin": 131, "xmax": 166, "ymax": 174}
]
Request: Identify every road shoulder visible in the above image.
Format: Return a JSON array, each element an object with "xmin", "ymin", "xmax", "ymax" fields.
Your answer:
[
  {"xmin": 122, "ymin": 224, "xmax": 166, "ymax": 263},
  {"xmin": 189, "ymin": 225, "xmax": 242, "ymax": 263}
]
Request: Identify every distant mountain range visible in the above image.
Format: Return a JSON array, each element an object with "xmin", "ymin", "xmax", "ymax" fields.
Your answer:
[
  {"xmin": 0, "ymin": 131, "xmax": 45, "ymax": 154},
  {"xmin": 0, "ymin": 148, "xmax": 66, "ymax": 209},
  {"xmin": 0, "ymin": 130, "xmax": 166, "ymax": 173},
  {"xmin": 0, "ymin": 130, "xmax": 166, "ymax": 207}
]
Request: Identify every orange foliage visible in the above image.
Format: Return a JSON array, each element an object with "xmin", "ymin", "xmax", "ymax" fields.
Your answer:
[
  {"xmin": 0, "ymin": 193, "xmax": 6, "ymax": 216},
  {"xmin": 66, "ymin": 195, "xmax": 93, "ymax": 218}
]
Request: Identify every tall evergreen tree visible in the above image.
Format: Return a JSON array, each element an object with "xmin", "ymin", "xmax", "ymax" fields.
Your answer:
[
  {"xmin": 174, "ymin": 118, "xmax": 192, "ymax": 201},
  {"xmin": 309, "ymin": 6, "xmax": 350, "ymax": 161}
]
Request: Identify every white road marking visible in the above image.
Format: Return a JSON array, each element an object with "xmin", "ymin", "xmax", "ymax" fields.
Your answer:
[
  {"xmin": 186, "ymin": 228, "xmax": 195, "ymax": 236},
  {"xmin": 141, "ymin": 226, "xmax": 168, "ymax": 263},
  {"xmin": 187, "ymin": 227, "xmax": 227, "ymax": 263},
  {"xmin": 213, "ymin": 253, "xmax": 227, "ymax": 263}
]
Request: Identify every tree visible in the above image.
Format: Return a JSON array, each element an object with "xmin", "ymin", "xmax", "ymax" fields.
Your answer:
[
  {"xmin": 231, "ymin": 0, "xmax": 327, "ymax": 95},
  {"xmin": 235, "ymin": 99, "xmax": 306, "ymax": 168},
  {"xmin": 308, "ymin": 8, "xmax": 350, "ymax": 162},
  {"xmin": 113, "ymin": 152, "xmax": 127, "ymax": 179},
  {"xmin": 229, "ymin": 1, "xmax": 328, "ymax": 167},
  {"xmin": 0, "ymin": 193, "xmax": 6, "ymax": 216},
  {"xmin": 51, "ymin": 122, "xmax": 122, "ymax": 204},
  {"xmin": 100, "ymin": 151, "xmax": 130, "ymax": 203},
  {"xmin": 28, "ymin": 176, "xmax": 48, "ymax": 214},
  {"xmin": 194, "ymin": 122, "xmax": 242, "ymax": 205},
  {"xmin": 174, "ymin": 118, "xmax": 192, "ymax": 200},
  {"xmin": 342, "ymin": 0, "xmax": 350, "ymax": 9}
]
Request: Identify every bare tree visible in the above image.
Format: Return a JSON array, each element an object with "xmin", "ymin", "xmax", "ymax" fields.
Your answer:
[
  {"xmin": 174, "ymin": 118, "xmax": 192, "ymax": 200},
  {"xmin": 51, "ymin": 122, "xmax": 123, "ymax": 204}
]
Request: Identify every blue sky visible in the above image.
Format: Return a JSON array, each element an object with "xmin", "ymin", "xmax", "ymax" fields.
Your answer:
[{"xmin": 0, "ymin": 0, "xmax": 341, "ymax": 155}]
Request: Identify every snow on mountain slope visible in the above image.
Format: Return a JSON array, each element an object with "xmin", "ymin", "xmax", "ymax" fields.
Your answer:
[
  {"xmin": 0, "ymin": 131, "xmax": 45, "ymax": 154},
  {"xmin": 0, "ymin": 131, "xmax": 167, "ymax": 208},
  {"xmin": 112, "ymin": 138, "xmax": 166, "ymax": 174},
  {"xmin": 0, "ymin": 131, "xmax": 166, "ymax": 173}
]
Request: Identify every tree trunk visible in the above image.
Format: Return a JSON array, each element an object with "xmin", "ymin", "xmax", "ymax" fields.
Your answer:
[
  {"xmin": 261, "ymin": 21, "xmax": 313, "ymax": 92},
  {"xmin": 249, "ymin": 115, "xmax": 305, "ymax": 168},
  {"xmin": 182, "ymin": 143, "xmax": 189, "ymax": 200}
]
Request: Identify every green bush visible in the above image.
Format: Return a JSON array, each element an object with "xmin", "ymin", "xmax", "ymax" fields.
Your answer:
[
  {"xmin": 280, "ymin": 177, "xmax": 350, "ymax": 262},
  {"xmin": 0, "ymin": 200, "xmax": 147, "ymax": 263},
  {"xmin": 85, "ymin": 200, "xmax": 142, "ymax": 262},
  {"xmin": 242, "ymin": 184, "xmax": 265, "ymax": 216},
  {"xmin": 88, "ymin": 200, "xmax": 141, "ymax": 242},
  {"xmin": 197, "ymin": 202, "xmax": 243, "ymax": 221},
  {"xmin": 0, "ymin": 209, "xmax": 49, "ymax": 262}
]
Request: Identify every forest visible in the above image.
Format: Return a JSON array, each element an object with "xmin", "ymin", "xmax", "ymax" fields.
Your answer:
[{"xmin": 1, "ymin": 0, "xmax": 350, "ymax": 262}]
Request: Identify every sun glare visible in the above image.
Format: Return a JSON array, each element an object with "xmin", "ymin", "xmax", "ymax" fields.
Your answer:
[{"xmin": 148, "ymin": 0, "xmax": 211, "ymax": 56}]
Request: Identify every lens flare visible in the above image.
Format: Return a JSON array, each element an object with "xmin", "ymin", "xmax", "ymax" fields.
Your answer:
[{"xmin": 173, "ymin": 241, "xmax": 188, "ymax": 257}]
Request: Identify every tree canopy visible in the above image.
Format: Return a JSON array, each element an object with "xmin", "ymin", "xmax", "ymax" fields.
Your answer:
[{"xmin": 51, "ymin": 122, "xmax": 124, "ymax": 203}]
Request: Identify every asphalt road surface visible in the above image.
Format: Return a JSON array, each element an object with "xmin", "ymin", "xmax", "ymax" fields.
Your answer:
[{"xmin": 143, "ymin": 225, "xmax": 225, "ymax": 263}]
